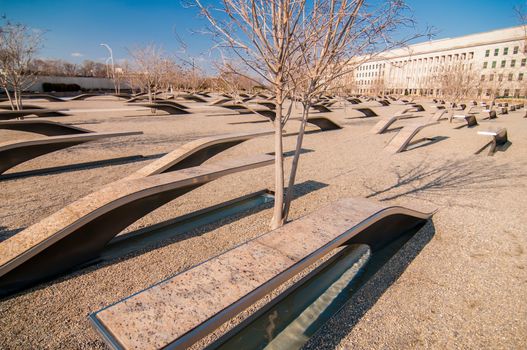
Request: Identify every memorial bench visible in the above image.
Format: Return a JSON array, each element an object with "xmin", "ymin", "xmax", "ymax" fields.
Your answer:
[
  {"xmin": 0, "ymin": 120, "xmax": 91, "ymax": 136},
  {"xmin": 0, "ymin": 131, "xmax": 142, "ymax": 175},
  {"xmin": 370, "ymin": 113, "xmax": 416, "ymax": 134},
  {"xmin": 0, "ymin": 154, "xmax": 274, "ymax": 295},
  {"xmin": 129, "ymin": 102, "xmax": 190, "ymax": 115},
  {"xmin": 385, "ymin": 121, "xmax": 439, "ymax": 153},
  {"xmin": 475, "ymin": 128, "xmax": 508, "ymax": 156},
  {"xmin": 0, "ymin": 109, "xmax": 70, "ymax": 120},
  {"xmin": 89, "ymin": 197, "xmax": 434, "ymax": 350},
  {"xmin": 353, "ymin": 107, "xmax": 378, "ymax": 118},
  {"xmin": 123, "ymin": 130, "xmax": 274, "ymax": 180},
  {"xmin": 452, "ymin": 114, "xmax": 478, "ymax": 128}
]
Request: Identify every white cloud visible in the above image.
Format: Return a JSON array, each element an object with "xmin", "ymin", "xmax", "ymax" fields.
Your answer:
[{"xmin": 71, "ymin": 52, "xmax": 83, "ymax": 57}]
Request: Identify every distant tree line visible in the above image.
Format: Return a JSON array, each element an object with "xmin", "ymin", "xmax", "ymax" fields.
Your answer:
[{"xmin": 28, "ymin": 59, "xmax": 110, "ymax": 78}]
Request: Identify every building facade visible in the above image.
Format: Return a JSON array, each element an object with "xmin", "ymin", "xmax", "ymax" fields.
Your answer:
[{"xmin": 350, "ymin": 26, "xmax": 527, "ymax": 99}]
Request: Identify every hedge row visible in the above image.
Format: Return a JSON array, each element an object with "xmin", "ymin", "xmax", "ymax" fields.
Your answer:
[{"xmin": 42, "ymin": 83, "xmax": 82, "ymax": 92}]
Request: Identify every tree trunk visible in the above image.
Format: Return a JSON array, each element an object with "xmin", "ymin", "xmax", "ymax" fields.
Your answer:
[
  {"xmin": 13, "ymin": 89, "xmax": 21, "ymax": 110},
  {"xmin": 4, "ymin": 88, "xmax": 15, "ymax": 110},
  {"xmin": 270, "ymin": 99, "xmax": 285, "ymax": 230},
  {"xmin": 283, "ymin": 102, "xmax": 309, "ymax": 221}
]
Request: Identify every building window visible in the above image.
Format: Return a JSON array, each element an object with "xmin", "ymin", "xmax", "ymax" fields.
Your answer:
[
  {"xmin": 522, "ymin": 58, "xmax": 526, "ymax": 67},
  {"xmin": 498, "ymin": 74, "xmax": 503, "ymax": 82},
  {"xmin": 486, "ymin": 89, "xmax": 491, "ymax": 96},
  {"xmin": 481, "ymin": 75, "xmax": 485, "ymax": 81},
  {"xmin": 494, "ymin": 48, "xmax": 499, "ymax": 56},
  {"xmin": 483, "ymin": 62, "xmax": 488, "ymax": 69},
  {"xmin": 485, "ymin": 49, "xmax": 490, "ymax": 57},
  {"xmin": 513, "ymin": 46, "xmax": 519, "ymax": 54},
  {"xmin": 492, "ymin": 61, "xmax": 496, "ymax": 68},
  {"xmin": 489, "ymin": 74, "xmax": 494, "ymax": 81},
  {"xmin": 519, "ymin": 73, "xmax": 524, "ymax": 81},
  {"xmin": 511, "ymin": 59, "xmax": 516, "ymax": 67},
  {"xmin": 501, "ymin": 60, "xmax": 506, "ymax": 68},
  {"xmin": 508, "ymin": 73, "xmax": 513, "ymax": 81},
  {"xmin": 504, "ymin": 47, "xmax": 509, "ymax": 55},
  {"xmin": 469, "ymin": 52, "xmax": 474, "ymax": 59},
  {"xmin": 504, "ymin": 89, "xmax": 510, "ymax": 96}
]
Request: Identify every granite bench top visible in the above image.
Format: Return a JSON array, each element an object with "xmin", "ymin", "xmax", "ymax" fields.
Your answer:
[{"xmin": 91, "ymin": 197, "xmax": 433, "ymax": 349}]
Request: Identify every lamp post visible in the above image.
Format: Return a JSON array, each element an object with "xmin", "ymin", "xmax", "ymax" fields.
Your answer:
[{"xmin": 100, "ymin": 43, "xmax": 117, "ymax": 93}]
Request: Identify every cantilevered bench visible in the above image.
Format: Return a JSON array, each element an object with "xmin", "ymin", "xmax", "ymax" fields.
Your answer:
[
  {"xmin": 0, "ymin": 120, "xmax": 91, "ymax": 136},
  {"xmin": 130, "ymin": 100, "xmax": 189, "ymax": 109},
  {"xmin": 347, "ymin": 98, "xmax": 361, "ymax": 104},
  {"xmin": 254, "ymin": 101, "xmax": 276, "ymax": 110},
  {"xmin": 125, "ymin": 95, "xmax": 152, "ymax": 103},
  {"xmin": 299, "ymin": 116, "xmax": 342, "ymax": 130},
  {"xmin": 210, "ymin": 97, "xmax": 233, "ymax": 106},
  {"xmin": 385, "ymin": 121, "xmax": 439, "ymax": 153},
  {"xmin": 23, "ymin": 94, "xmax": 66, "ymax": 102},
  {"xmin": 310, "ymin": 104, "xmax": 332, "ymax": 113},
  {"xmin": 129, "ymin": 103, "xmax": 190, "ymax": 115},
  {"xmin": 0, "ymin": 154, "xmax": 274, "ymax": 295},
  {"xmin": 218, "ymin": 103, "xmax": 253, "ymax": 114},
  {"xmin": 353, "ymin": 108, "xmax": 378, "ymax": 118},
  {"xmin": 475, "ymin": 128, "xmax": 508, "ymax": 156},
  {"xmin": 409, "ymin": 104, "xmax": 425, "ymax": 112},
  {"xmin": 124, "ymin": 130, "xmax": 274, "ymax": 180},
  {"xmin": 0, "ymin": 131, "xmax": 142, "ymax": 175},
  {"xmin": 370, "ymin": 113, "xmax": 417, "ymax": 134},
  {"xmin": 180, "ymin": 94, "xmax": 208, "ymax": 103},
  {"xmin": 452, "ymin": 114, "xmax": 478, "ymax": 128},
  {"xmin": 497, "ymin": 107, "xmax": 508, "ymax": 115},
  {"xmin": 68, "ymin": 93, "xmax": 102, "ymax": 101},
  {"xmin": 253, "ymin": 109, "xmax": 342, "ymax": 131},
  {"xmin": 90, "ymin": 197, "xmax": 434, "ymax": 350},
  {"xmin": 0, "ymin": 104, "xmax": 46, "ymax": 110},
  {"xmin": 430, "ymin": 109, "xmax": 449, "ymax": 121},
  {"xmin": 0, "ymin": 109, "xmax": 70, "ymax": 120},
  {"xmin": 480, "ymin": 109, "xmax": 497, "ymax": 120}
]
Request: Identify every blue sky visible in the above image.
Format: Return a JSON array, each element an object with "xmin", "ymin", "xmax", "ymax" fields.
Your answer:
[{"xmin": 1, "ymin": 0, "xmax": 525, "ymax": 70}]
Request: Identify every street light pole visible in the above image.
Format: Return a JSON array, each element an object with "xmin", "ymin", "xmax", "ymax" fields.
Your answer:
[{"xmin": 100, "ymin": 43, "xmax": 117, "ymax": 93}]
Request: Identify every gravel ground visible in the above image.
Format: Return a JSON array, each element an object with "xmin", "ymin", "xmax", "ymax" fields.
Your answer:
[{"xmin": 0, "ymin": 96, "xmax": 526, "ymax": 349}]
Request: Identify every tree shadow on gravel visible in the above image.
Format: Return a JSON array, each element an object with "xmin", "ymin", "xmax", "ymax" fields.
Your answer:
[
  {"xmin": 364, "ymin": 157, "xmax": 527, "ymax": 203},
  {"xmin": 304, "ymin": 220, "xmax": 436, "ymax": 350},
  {"xmin": 0, "ymin": 226, "xmax": 24, "ymax": 243}
]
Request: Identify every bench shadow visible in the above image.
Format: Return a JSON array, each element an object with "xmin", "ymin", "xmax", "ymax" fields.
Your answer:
[
  {"xmin": 304, "ymin": 221, "xmax": 436, "ymax": 349},
  {"xmin": 0, "ymin": 226, "xmax": 25, "ymax": 243},
  {"xmin": 266, "ymin": 148, "xmax": 315, "ymax": 157},
  {"xmin": 382, "ymin": 126, "xmax": 403, "ymax": 134},
  {"xmin": 228, "ymin": 120, "xmax": 269, "ymax": 125},
  {"xmin": 405, "ymin": 136, "xmax": 449, "ymax": 152},
  {"xmin": 0, "ymin": 153, "xmax": 164, "ymax": 181},
  {"xmin": 497, "ymin": 141, "xmax": 512, "ymax": 153},
  {"xmin": 3, "ymin": 180, "xmax": 329, "ymax": 300}
]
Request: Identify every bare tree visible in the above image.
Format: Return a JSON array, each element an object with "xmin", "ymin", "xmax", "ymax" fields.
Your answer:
[
  {"xmin": 433, "ymin": 59, "xmax": 480, "ymax": 104},
  {"xmin": 196, "ymin": 0, "xmax": 425, "ymax": 228},
  {"xmin": 195, "ymin": 0, "xmax": 306, "ymax": 229},
  {"xmin": 281, "ymin": 0, "xmax": 425, "ymax": 221},
  {"xmin": 128, "ymin": 44, "xmax": 166, "ymax": 102},
  {"xmin": 62, "ymin": 62, "xmax": 78, "ymax": 76},
  {"xmin": 0, "ymin": 18, "xmax": 43, "ymax": 110},
  {"xmin": 515, "ymin": 5, "xmax": 527, "ymax": 56}
]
